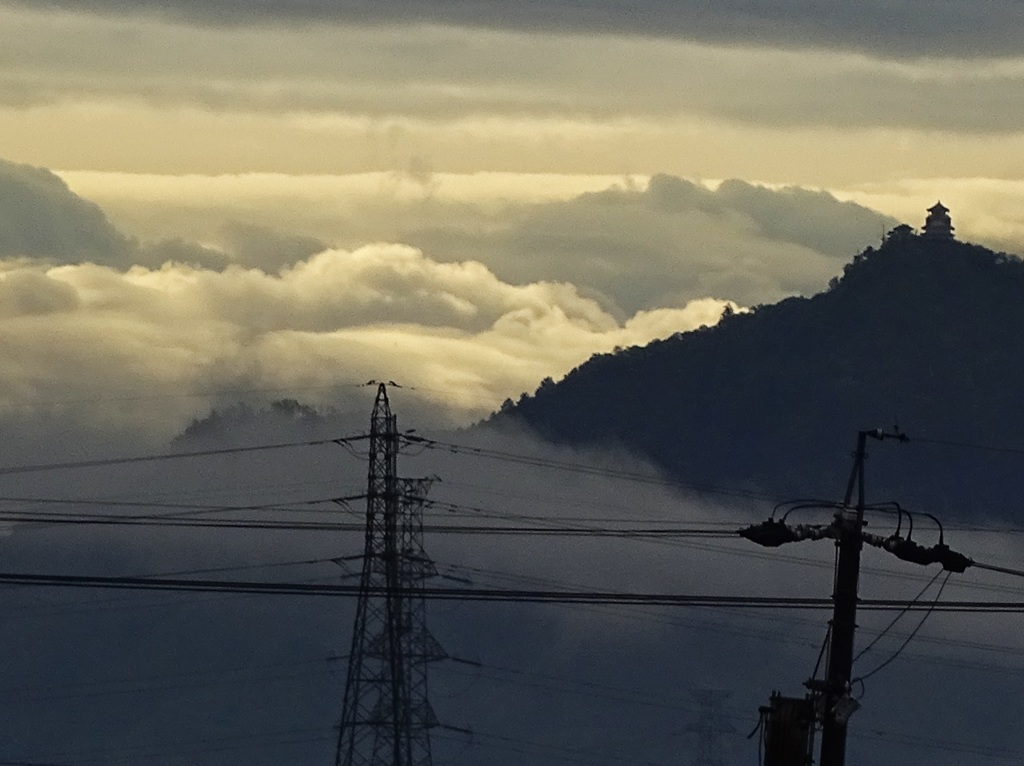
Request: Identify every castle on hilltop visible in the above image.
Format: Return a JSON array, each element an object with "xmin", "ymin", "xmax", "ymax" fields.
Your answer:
[
  {"xmin": 882, "ymin": 201, "xmax": 957, "ymax": 246},
  {"xmin": 922, "ymin": 201, "xmax": 955, "ymax": 240}
]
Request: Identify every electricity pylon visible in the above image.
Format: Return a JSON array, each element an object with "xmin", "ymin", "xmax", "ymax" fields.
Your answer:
[
  {"xmin": 687, "ymin": 690, "xmax": 735, "ymax": 766},
  {"xmin": 335, "ymin": 383, "xmax": 446, "ymax": 766}
]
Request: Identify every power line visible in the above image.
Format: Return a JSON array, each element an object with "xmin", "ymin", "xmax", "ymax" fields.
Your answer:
[
  {"xmin": 0, "ymin": 494, "xmax": 363, "ymax": 514},
  {"xmin": 0, "ymin": 433, "xmax": 369, "ymax": 476},
  {"xmin": 852, "ymin": 569, "xmax": 945, "ymax": 665},
  {"xmin": 6, "ymin": 503, "xmax": 1021, "ymax": 601},
  {"xmin": 0, "ymin": 491, "xmax": 749, "ymax": 527},
  {"xmin": 913, "ymin": 435, "xmax": 1024, "ymax": 457},
  {"xmin": 1, "ymin": 571, "xmax": 1023, "ymax": 611},
  {"xmin": 0, "ymin": 556, "xmax": 354, "ymax": 620},
  {"xmin": 0, "ymin": 508, "xmax": 740, "ymax": 538},
  {"xmin": 411, "ymin": 434, "xmax": 1024, "ymax": 525},
  {"xmin": 0, "ymin": 495, "xmax": 367, "ymax": 532},
  {"xmin": 27, "ymin": 380, "xmax": 371, "ymax": 407},
  {"xmin": 442, "ymin": 659, "xmax": 1024, "ymax": 764},
  {"xmin": 971, "ymin": 560, "xmax": 1024, "ymax": 579},
  {"xmin": 853, "ymin": 571, "xmax": 953, "ymax": 686},
  {"xmin": 5, "ymin": 503, "xmax": 1021, "ymax": 604},
  {"xmin": 440, "ymin": 556, "xmax": 1024, "ymax": 670},
  {"xmin": 945, "ymin": 522, "xmax": 1024, "ymax": 535},
  {"xmin": 404, "ymin": 436, "xmax": 778, "ymax": 502}
]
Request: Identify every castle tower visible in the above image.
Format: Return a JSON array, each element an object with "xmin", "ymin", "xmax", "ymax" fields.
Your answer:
[{"xmin": 922, "ymin": 201, "xmax": 955, "ymax": 240}]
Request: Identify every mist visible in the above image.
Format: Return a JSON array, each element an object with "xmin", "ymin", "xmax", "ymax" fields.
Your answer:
[{"xmin": 0, "ymin": 388, "xmax": 1021, "ymax": 765}]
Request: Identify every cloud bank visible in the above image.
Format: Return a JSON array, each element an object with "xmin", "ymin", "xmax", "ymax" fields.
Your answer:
[
  {"xmin": 3, "ymin": 0, "xmax": 1022, "ymax": 59},
  {"xmin": 0, "ymin": 158, "xmax": 896, "ymax": 446},
  {"xmin": 4, "ymin": 7, "xmax": 1022, "ymax": 190},
  {"xmin": 442, "ymin": 175, "xmax": 895, "ymax": 312},
  {"xmin": 0, "ymin": 243, "xmax": 735, "ymax": 442},
  {"xmin": 0, "ymin": 158, "xmax": 134, "ymax": 264},
  {"xmin": 61, "ymin": 170, "xmax": 897, "ymax": 313},
  {"xmin": 3, "ymin": 11, "xmax": 1024, "ymax": 135}
]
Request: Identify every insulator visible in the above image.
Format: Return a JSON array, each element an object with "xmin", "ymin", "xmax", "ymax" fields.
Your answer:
[
  {"xmin": 932, "ymin": 543, "xmax": 971, "ymax": 573},
  {"xmin": 882, "ymin": 536, "xmax": 936, "ymax": 566},
  {"xmin": 739, "ymin": 519, "xmax": 799, "ymax": 547}
]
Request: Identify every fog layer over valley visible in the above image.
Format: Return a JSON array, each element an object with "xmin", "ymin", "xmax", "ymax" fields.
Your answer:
[{"xmin": 1, "ymin": 391, "xmax": 1022, "ymax": 765}]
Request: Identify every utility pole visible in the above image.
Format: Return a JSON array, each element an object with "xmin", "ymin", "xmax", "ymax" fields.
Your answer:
[
  {"xmin": 741, "ymin": 427, "xmax": 972, "ymax": 766},
  {"xmin": 818, "ymin": 429, "xmax": 891, "ymax": 766}
]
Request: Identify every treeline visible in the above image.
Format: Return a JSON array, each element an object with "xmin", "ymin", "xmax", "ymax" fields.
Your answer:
[{"xmin": 489, "ymin": 232, "xmax": 1024, "ymax": 519}]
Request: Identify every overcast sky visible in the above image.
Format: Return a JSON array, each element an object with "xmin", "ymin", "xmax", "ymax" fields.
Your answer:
[
  {"xmin": 2, "ymin": 0, "xmax": 1024, "ymax": 438},
  {"xmin": 1, "ymin": 3, "xmax": 1024, "ymax": 765}
]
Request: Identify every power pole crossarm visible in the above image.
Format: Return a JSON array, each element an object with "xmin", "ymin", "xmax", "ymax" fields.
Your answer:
[{"xmin": 741, "ymin": 428, "xmax": 975, "ymax": 766}]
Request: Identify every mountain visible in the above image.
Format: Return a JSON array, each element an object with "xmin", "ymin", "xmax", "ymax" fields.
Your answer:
[{"xmin": 487, "ymin": 229, "xmax": 1024, "ymax": 520}]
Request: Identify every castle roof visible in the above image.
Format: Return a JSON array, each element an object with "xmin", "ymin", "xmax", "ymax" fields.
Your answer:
[{"xmin": 922, "ymin": 200, "xmax": 954, "ymax": 240}]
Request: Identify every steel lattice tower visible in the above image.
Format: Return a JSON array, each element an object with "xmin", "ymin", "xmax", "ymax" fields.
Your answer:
[
  {"xmin": 687, "ymin": 690, "xmax": 735, "ymax": 766},
  {"xmin": 336, "ymin": 384, "xmax": 445, "ymax": 766}
]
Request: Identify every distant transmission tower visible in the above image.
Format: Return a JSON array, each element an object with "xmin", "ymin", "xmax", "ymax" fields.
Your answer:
[
  {"xmin": 687, "ymin": 690, "xmax": 735, "ymax": 766},
  {"xmin": 335, "ymin": 383, "xmax": 446, "ymax": 766}
]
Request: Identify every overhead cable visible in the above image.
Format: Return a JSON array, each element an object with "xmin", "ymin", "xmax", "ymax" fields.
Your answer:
[
  {"xmin": 0, "ymin": 433, "xmax": 370, "ymax": 476},
  {"xmin": 403, "ymin": 435, "xmax": 777, "ymax": 501},
  {"xmin": 853, "ymin": 571, "xmax": 954, "ymax": 685},
  {"xmin": 0, "ymin": 571, "xmax": 1020, "ymax": 611},
  {"xmin": 0, "ymin": 510, "xmax": 739, "ymax": 537}
]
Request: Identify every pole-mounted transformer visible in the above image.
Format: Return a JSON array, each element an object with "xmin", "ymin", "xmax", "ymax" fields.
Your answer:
[{"xmin": 759, "ymin": 693, "xmax": 816, "ymax": 766}]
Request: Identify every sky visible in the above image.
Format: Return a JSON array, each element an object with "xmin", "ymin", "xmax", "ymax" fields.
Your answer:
[
  {"xmin": 2, "ymin": 415, "xmax": 1023, "ymax": 766},
  {"xmin": 2, "ymin": 2, "xmax": 1024, "ymax": 764},
  {"xmin": 3, "ymin": 0, "xmax": 1024, "ymax": 442}
]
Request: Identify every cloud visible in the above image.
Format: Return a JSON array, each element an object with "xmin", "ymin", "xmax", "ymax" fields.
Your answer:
[
  {"xmin": 0, "ymin": 158, "xmax": 136, "ymax": 265},
  {"xmin": 3, "ymin": 0, "xmax": 1023, "ymax": 59},
  {"xmin": 4, "ymin": 4, "xmax": 1024, "ymax": 211},
  {"xmin": 0, "ymin": 267, "xmax": 79, "ymax": 317},
  {"xmin": 0, "ymin": 159, "xmax": 337, "ymax": 276},
  {"xmin": 3, "ymin": 11, "xmax": 1024, "ymax": 137},
  {"xmin": 0, "ymin": 245, "xmax": 737, "ymax": 442},
  {"xmin": 834, "ymin": 177, "xmax": 1024, "ymax": 255},
  {"xmin": 140, "ymin": 237, "xmax": 232, "ymax": 270},
  {"xmin": 0, "ymin": 159, "xmax": 899, "ymax": 443},
  {"xmin": 62, "ymin": 171, "xmax": 897, "ymax": 314},
  {"xmin": 711, "ymin": 179, "xmax": 895, "ymax": 257},
  {"xmin": 0, "ymin": 159, "xmax": 934, "ymax": 449},
  {"xmin": 409, "ymin": 175, "xmax": 895, "ymax": 312},
  {"xmin": 216, "ymin": 222, "xmax": 326, "ymax": 273}
]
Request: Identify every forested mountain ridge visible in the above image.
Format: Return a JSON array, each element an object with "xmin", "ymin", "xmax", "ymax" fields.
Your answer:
[{"xmin": 487, "ymin": 231, "xmax": 1024, "ymax": 518}]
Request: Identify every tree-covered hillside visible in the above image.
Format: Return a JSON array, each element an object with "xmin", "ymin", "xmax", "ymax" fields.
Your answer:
[{"xmin": 489, "ymin": 231, "xmax": 1024, "ymax": 519}]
